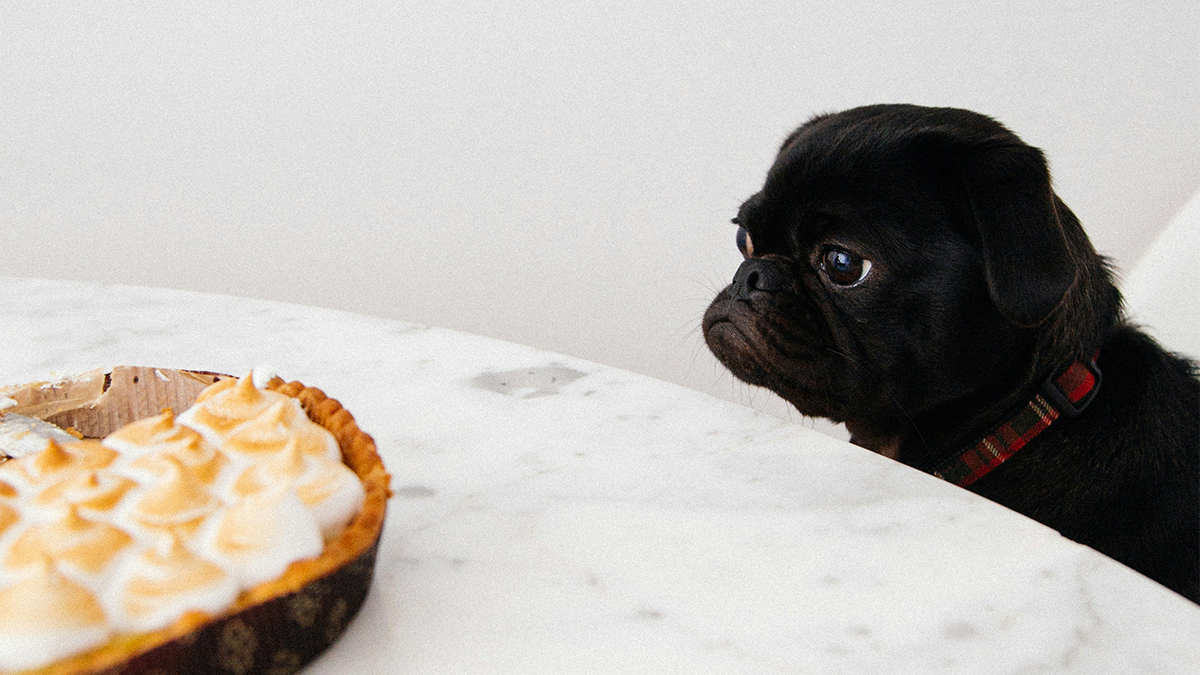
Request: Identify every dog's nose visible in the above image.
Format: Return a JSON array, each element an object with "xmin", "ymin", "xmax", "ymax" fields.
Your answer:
[{"xmin": 729, "ymin": 258, "xmax": 784, "ymax": 300}]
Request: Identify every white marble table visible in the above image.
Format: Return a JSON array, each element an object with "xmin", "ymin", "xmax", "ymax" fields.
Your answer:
[{"xmin": 2, "ymin": 277, "xmax": 1197, "ymax": 674}]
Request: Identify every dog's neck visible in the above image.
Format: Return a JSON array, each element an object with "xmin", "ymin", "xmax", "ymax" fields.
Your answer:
[
  {"xmin": 850, "ymin": 349, "xmax": 1105, "ymax": 475},
  {"xmin": 880, "ymin": 385, "xmax": 1040, "ymax": 472},
  {"xmin": 844, "ymin": 362, "xmax": 1052, "ymax": 468}
]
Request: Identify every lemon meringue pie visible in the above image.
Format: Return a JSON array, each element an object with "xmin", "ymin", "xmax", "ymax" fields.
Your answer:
[{"xmin": 0, "ymin": 369, "xmax": 388, "ymax": 675}]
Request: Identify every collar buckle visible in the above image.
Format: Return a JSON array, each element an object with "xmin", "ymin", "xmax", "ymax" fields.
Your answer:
[
  {"xmin": 1040, "ymin": 356, "xmax": 1102, "ymax": 417},
  {"xmin": 934, "ymin": 352, "xmax": 1103, "ymax": 488}
]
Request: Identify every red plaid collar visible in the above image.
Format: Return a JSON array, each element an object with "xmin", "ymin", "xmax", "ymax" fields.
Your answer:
[{"xmin": 933, "ymin": 353, "xmax": 1102, "ymax": 487}]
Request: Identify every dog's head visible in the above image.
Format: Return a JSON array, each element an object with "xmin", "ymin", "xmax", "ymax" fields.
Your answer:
[{"xmin": 703, "ymin": 104, "xmax": 1118, "ymax": 453}]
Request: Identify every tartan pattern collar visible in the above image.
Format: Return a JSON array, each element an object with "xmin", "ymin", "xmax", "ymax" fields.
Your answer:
[{"xmin": 933, "ymin": 353, "xmax": 1102, "ymax": 488}]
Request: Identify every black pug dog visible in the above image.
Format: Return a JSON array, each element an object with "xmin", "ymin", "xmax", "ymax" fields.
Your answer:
[{"xmin": 703, "ymin": 104, "xmax": 1199, "ymax": 602}]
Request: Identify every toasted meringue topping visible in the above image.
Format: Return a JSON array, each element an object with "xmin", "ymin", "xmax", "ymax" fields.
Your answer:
[
  {"xmin": 0, "ymin": 440, "xmax": 117, "ymax": 491},
  {"xmin": 7, "ymin": 506, "xmax": 134, "ymax": 573},
  {"xmin": 220, "ymin": 400, "xmax": 300, "ymax": 456},
  {"xmin": 177, "ymin": 375, "xmax": 288, "ymax": 441},
  {"xmin": 0, "ymin": 503, "xmax": 18, "ymax": 538},
  {"xmin": 0, "ymin": 557, "xmax": 108, "ymax": 628},
  {"xmin": 189, "ymin": 376, "xmax": 237, "ymax": 404},
  {"xmin": 0, "ymin": 372, "xmax": 366, "ymax": 671},
  {"xmin": 231, "ymin": 435, "xmax": 311, "ymax": 494},
  {"xmin": 35, "ymin": 471, "xmax": 138, "ymax": 513},
  {"xmin": 295, "ymin": 458, "xmax": 366, "ymax": 539},
  {"xmin": 230, "ymin": 441, "xmax": 365, "ymax": 540},
  {"xmin": 33, "ymin": 439, "xmax": 74, "ymax": 474},
  {"xmin": 130, "ymin": 456, "xmax": 219, "ymax": 529},
  {"xmin": 127, "ymin": 430, "xmax": 227, "ymax": 485},
  {"xmin": 0, "ymin": 440, "xmax": 72, "ymax": 487},
  {"xmin": 219, "ymin": 399, "xmax": 338, "ymax": 461},
  {"xmin": 103, "ymin": 411, "xmax": 204, "ymax": 458},
  {"xmin": 62, "ymin": 440, "xmax": 119, "ymax": 471},
  {"xmin": 250, "ymin": 366, "xmax": 278, "ymax": 389},
  {"xmin": 0, "ymin": 558, "xmax": 110, "ymax": 671},
  {"xmin": 201, "ymin": 484, "xmax": 323, "ymax": 587},
  {"xmin": 0, "ymin": 413, "xmax": 81, "ymax": 459},
  {"xmin": 114, "ymin": 533, "xmax": 237, "ymax": 633}
]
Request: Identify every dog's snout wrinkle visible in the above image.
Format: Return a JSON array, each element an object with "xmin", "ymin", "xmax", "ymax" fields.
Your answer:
[{"xmin": 730, "ymin": 259, "xmax": 784, "ymax": 300}]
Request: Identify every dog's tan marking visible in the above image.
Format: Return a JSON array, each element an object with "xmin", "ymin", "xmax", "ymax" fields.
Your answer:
[
  {"xmin": 845, "ymin": 423, "xmax": 904, "ymax": 460},
  {"xmin": 874, "ymin": 439, "xmax": 902, "ymax": 460}
]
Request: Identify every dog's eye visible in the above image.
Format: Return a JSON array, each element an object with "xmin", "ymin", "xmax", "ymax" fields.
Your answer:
[
  {"xmin": 735, "ymin": 226, "xmax": 754, "ymax": 259},
  {"xmin": 822, "ymin": 248, "xmax": 873, "ymax": 286}
]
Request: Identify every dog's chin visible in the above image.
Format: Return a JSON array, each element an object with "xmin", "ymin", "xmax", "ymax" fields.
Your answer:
[
  {"xmin": 704, "ymin": 306, "xmax": 903, "ymax": 456},
  {"xmin": 702, "ymin": 297, "xmax": 846, "ymax": 422}
]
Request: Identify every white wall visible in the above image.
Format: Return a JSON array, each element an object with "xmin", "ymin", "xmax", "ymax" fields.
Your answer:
[
  {"xmin": 1123, "ymin": 188, "xmax": 1200, "ymax": 362},
  {"xmin": 3, "ymin": 1, "xmax": 1197, "ymax": 426}
]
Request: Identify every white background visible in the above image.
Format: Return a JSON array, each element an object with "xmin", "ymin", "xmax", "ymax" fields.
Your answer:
[{"xmin": 3, "ymin": 1, "xmax": 1197, "ymax": 425}]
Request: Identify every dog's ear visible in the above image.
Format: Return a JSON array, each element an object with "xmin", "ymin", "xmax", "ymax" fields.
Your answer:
[{"xmin": 923, "ymin": 132, "xmax": 1078, "ymax": 327}]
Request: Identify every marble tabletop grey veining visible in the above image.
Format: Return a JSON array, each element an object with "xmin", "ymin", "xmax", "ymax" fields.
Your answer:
[{"xmin": 2, "ymin": 276, "xmax": 1197, "ymax": 674}]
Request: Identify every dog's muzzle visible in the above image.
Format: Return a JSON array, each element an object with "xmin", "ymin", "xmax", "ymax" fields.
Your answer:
[{"xmin": 729, "ymin": 258, "xmax": 785, "ymax": 301}]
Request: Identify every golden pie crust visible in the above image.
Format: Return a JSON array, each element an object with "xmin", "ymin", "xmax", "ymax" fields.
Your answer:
[{"xmin": 1, "ymin": 369, "xmax": 390, "ymax": 675}]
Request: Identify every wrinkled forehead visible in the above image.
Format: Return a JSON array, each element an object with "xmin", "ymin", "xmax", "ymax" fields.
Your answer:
[
  {"xmin": 748, "ymin": 142, "xmax": 928, "ymax": 223},
  {"xmin": 739, "ymin": 125, "xmax": 966, "ymax": 248},
  {"xmin": 769, "ymin": 119, "xmax": 924, "ymax": 198}
]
